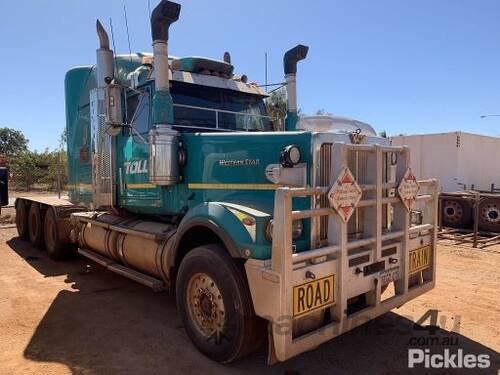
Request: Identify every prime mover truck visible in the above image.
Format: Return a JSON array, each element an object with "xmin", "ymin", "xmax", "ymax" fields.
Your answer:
[{"xmin": 15, "ymin": 0, "xmax": 438, "ymax": 364}]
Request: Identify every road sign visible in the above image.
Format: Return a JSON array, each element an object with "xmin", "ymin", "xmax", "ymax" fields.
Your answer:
[
  {"xmin": 398, "ymin": 168, "xmax": 420, "ymax": 212},
  {"xmin": 328, "ymin": 167, "xmax": 362, "ymax": 223}
]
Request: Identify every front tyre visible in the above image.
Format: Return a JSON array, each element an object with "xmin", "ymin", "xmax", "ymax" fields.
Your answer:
[{"xmin": 176, "ymin": 244, "xmax": 265, "ymax": 363}]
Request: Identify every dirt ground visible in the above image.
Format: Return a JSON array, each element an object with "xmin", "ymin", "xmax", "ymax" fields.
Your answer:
[{"xmin": 0, "ymin": 206, "xmax": 499, "ymax": 374}]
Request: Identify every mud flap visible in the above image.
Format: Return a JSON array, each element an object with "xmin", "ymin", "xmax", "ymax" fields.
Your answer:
[{"xmin": 267, "ymin": 322, "xmax": 278, "ymax": 365}]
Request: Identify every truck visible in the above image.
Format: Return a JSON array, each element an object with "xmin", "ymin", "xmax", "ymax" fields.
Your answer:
[{"xmin": 14, "ymin": 0, "xmax": 438, "ymax": 364}]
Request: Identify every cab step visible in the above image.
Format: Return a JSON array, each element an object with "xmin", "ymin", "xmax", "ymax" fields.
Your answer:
[{"xmin": 78, "ymin": 248, "xmax": 167, "ymax": 292}]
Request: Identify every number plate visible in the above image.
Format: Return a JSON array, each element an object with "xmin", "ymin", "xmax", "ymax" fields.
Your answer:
[
  {"xmin": 409, "ymin": 245, "xmax": 431, "ymax": 274},
  {"xmin": 293, "ymin": 275, "xmax": 335, "ymax": 317},
  {"xmin": 379, "ymin": 266, "xmax": 400, "ymax": 284}
]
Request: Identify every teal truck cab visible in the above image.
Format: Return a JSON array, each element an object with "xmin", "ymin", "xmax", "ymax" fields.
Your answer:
[{"xmin": 15, "ymin": 0, "xmax": 438, "ymax": 364}]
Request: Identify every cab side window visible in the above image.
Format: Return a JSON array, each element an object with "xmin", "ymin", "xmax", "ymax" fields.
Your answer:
[{"xmin": 126, "ymin": 89, "xmax": 151, "ymax": 135}]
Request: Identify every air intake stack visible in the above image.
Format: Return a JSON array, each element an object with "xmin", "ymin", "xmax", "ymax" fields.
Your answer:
[
  {"xmin": 149, "ymin": 0, "xmax": 181, "ymax": 186},
  {"xmin": 283, "ymin": 44, "xmax": 309, "ymax": 131}
]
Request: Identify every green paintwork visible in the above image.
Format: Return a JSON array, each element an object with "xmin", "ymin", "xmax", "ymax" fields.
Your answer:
[
  {"xmin": 152, "ymin": 90, "xmax": 174, "ymax": 125},
  {"xmin": 65, "ymin": 53, "xmax": 313, "ymax": 260},
  {"xmin": 285, "ymin": 111, "xmax": 299, "ymax": 131}
]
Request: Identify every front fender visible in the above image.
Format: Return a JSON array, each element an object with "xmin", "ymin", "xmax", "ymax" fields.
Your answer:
[{"xmin": 175, "ymin": 202, "xmax": 272, "ymax": 259}]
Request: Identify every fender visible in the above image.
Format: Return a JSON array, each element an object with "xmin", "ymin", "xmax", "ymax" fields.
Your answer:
[{"xmin": 170, "ymin": 202, "xmax": 260, "ymax": 267}]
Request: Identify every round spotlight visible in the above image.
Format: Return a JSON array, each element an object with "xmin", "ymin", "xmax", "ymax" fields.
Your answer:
[{"xmin": 280, "ymin": 144, "xmax": 301, "ymax": 167}]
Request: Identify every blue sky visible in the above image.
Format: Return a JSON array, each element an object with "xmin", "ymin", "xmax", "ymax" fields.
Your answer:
[{"xmin": 1, "ymin": 0, "xmax": 499, "ymax": 151}]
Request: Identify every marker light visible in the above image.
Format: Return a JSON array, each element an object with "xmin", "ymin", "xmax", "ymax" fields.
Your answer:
[{"xmin": 280, "ymin": 144, "xmax": 301, "ymax": 167}]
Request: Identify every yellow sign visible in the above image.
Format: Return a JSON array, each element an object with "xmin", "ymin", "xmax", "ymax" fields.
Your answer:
[
  {"xmin": 409, "ymin": 245, "xmax": 431, "ymax": 274},
  {"xmin": 293, "ymin": 275, "xmax": 335, "ymax": 317}
]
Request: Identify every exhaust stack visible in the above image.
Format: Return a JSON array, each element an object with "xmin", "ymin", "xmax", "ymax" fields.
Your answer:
[
  {"xmin": 283, "ymin": 44, "xmax": 309, "ymax": 131},
  {"xmin": 151, "ymin": 0, "xmax": 181, "ymax": 124},
  {"xmin": 148, "ymin": 1, "xmax": 181, "ymax": 186},
  {"xmin": 96, "ymin": 20, "xmax": 114, "ymax": 88}
]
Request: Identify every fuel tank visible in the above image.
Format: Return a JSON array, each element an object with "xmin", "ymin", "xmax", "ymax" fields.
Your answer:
[{"xmin": 76, "ymin": 213, "xmax": 175, "ymax": 281}]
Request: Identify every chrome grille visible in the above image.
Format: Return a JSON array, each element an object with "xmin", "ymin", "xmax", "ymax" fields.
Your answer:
[
  {"xmin": 319, "ymin": 143, "xmax": 332, "ymax": 240},
  {"xmin": 317, "ymin": 143, "xmax": 387, "ymax": 241}
]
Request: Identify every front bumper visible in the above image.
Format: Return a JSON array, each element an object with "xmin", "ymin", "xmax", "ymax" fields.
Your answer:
[{"xmin": 244, "ymin": 143, "xmax": 438, "ymax": 363}]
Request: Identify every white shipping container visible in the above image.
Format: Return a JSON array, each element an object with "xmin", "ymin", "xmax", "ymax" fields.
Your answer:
[{"xmin": 391, "ymin": 132, "xmax": 500, "ymax": 192}]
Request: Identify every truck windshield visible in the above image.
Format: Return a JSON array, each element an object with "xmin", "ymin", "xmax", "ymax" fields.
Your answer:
[{"xmin": 170, "ymin": 81, "xmax": 272, "ymax": 132}]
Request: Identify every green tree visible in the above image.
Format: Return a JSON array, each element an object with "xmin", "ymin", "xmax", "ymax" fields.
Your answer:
[
  {"xmin": 10, "ymin": 151, "xmax": 42, "ymax": 191},
  {"xmin": 0, "ymin": 127, "xmax": 28, "ymax": 158}
]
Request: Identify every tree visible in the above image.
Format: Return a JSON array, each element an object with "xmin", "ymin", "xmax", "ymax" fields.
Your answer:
[
  {"xmin": 10, "ymin": 151, "xmax": 42, "ymax": 191},
  {"xmin": 0, "ymin": 127, "xmax": 28, "ymax": 158}
]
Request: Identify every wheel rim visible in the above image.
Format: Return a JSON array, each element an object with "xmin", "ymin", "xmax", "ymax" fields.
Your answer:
[
  {"xmin": 443, "ymin": 201, "xmax": 462, "ymax": 223},
  {"xmin": 481, "ymin": 204, "xmax": 500, "ymax": 225},
  {"xmin": 45, "ymin": 214, "xmax": 56, "ymax": 250},
  {"xmin": 186, "ymin": 272, "xmax": 226, "ymax": 338}
]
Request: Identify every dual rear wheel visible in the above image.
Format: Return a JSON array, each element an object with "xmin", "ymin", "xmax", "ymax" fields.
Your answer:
[{"xmin": 15, "ymin": 199, "xmax": 72, "ymax": 260}]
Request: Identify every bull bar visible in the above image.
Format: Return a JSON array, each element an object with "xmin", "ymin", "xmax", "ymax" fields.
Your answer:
[{"xmin": 245, "ymin": 143, "xmax": 438, "ymax": 363}]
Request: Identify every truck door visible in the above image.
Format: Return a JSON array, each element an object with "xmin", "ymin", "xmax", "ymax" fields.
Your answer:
[{"xmin": 118, "ymin": 87, "xmax": 161, "ymax": 208}]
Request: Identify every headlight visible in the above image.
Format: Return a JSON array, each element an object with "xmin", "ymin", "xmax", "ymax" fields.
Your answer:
[
  {"xmin": 280, "ymin": 144, "xmax": 301, "ymax": 167},
  {"xmin": 265, "ymin": 219, "xmax": 303, "ymax": 242}
]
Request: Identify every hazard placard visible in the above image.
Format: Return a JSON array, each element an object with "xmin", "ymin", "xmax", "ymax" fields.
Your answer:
[
  {"xmin": 328, "ymin": 167, "xmax": 362, "ymax": 223},
  {"xmin": 398, "ymin": 168, "xmax": 420, "ymax": 212}
]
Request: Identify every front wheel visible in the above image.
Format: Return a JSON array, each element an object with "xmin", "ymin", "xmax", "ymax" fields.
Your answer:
[{"xmin": 176, "ymin": 244, "xmax": 265, "ymax": 363}]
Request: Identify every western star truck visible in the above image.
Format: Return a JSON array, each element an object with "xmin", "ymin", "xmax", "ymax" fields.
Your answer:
[{"xmin": 15, "ymin": 0, "xmax": 438, "ymax": 364}]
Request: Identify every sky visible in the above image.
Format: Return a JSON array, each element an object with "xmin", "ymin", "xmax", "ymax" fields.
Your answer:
[{"xmin": 1, "ymin": 0, "xmax": 500, "ymax": 151}]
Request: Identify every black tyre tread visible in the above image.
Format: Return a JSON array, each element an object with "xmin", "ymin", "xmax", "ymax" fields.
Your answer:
[
  {"xmin": 28, "ymin": 203, "xmax": 45, "ymax": 248},
  {"xmin": 176, "ymin": 244, "xmax": 265, "ymax": 363},
  {"xmin": 16, "ymin": 199, "xmax": 30, "ymax": 240},
  {"xmin": 44, "ymin": 208, "xmax": 73, "ymax": 260}
]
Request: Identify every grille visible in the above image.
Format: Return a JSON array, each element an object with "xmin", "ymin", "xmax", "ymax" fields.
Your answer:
[
  {"xmin": 318, "ymin": 143, "xmax": 373, "ymax": 241},
  {"xmin": 318, "ymin": 143, "xmax": 332, "ymax": 240}
]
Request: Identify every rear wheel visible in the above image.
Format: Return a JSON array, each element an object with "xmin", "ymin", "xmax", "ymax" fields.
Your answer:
[
  {"xmin": 176, "ymin": 244, "xmax": 265, "ymax": 363},
  {"xmin": 44, "ymin": 208, "xmax": 73, "ymax": 260},
  {"xmin": 28, "ymin": 203, "xmax": 45, "ymax": 248},
  {"xmin": 16, "ymin": 199, "xmax": 30, "ymax": 240}
]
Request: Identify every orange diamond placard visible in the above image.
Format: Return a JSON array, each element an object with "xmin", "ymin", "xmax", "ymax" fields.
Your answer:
[
  {"xmin": 328, "ymin": 167, "xmax": 362, "ymax": 223},
  {"xmin": 398, "ymin": 168, "xmax": 420, "ymax": 212}
]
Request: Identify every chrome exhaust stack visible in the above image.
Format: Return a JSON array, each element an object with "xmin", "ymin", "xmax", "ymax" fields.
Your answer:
[
  {"xmin": 149, "ymin": 0, "xmax": 181, "ymax": 186},
  {"xmin": 96, "ymin": 20, "xmax": 114, "ymax": 88},
  {"xmin": 283, "ymin": 45, "xmax": 309, "ymax": 131},
  {"xmin": 91, "ymin": 20, "xmax": 121, "ymax": 208}
]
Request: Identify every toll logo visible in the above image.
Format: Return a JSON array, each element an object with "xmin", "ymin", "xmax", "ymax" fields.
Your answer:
[{"xmin": 124, "ymin": 160, "xmax": 148, "ymax": 175}]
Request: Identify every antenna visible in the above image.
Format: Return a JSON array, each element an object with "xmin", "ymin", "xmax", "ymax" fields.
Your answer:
[
  {"xmin": 147, "ymin": 0, "xmax": 152, "ymax": 18},
  {"xmin": 109, "ymin": 17, "xmax": 118, "ymax": 73},
  {"xmin": 123, "ymin": 4, "xmax": 132, "ymax": 62}
]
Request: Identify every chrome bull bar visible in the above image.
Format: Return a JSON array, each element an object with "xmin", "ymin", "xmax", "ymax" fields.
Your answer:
[{"xmin": 245, "ymin": 143, "xmax": 438, "ymax": 363}]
